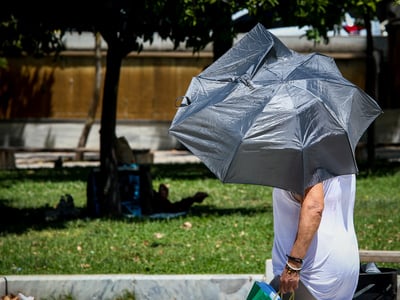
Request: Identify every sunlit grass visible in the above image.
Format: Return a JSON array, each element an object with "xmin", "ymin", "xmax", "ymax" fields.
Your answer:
[{"xmin": 0, "ymin": 162, "xmax": 399, "ymax": 275}]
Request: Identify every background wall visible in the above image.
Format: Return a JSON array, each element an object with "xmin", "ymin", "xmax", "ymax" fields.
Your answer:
[{"xmin": 0, "ymin": 34, "xmax": 395, "ymax": 150}]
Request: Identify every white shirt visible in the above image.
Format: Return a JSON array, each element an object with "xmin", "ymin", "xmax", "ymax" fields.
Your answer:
[{"xmin": 272, "ymin": 174, "xmax": 359, "ymax": 300}]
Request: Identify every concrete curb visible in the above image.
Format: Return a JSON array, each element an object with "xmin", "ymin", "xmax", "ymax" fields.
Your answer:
[
  {"xmin": 2, "ymin": 272, "xmax": 398, "ymax": 299},
  {"xmin": 1, "ymin": 263, "xmax": 398, "ymax": 299},
  {"xmin": 0, "ymin": 274, "xmax": 265, "ymax": 300}
]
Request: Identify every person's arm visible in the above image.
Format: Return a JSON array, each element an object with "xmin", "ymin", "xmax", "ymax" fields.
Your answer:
[{"xmin": 279, "ymin": 182, "xmax": 324, "ymax": 294}]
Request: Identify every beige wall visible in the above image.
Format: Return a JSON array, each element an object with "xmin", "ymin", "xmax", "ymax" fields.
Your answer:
[
  {"xmin": 0, "ymin": 50, "xmax": 366, "ymax": 121},
  {"xmin": 0, "ymin": 51, "xmax": 212, "ymax": 121}
]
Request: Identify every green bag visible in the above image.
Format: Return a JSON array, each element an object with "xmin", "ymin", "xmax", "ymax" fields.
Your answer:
[{"xmin": 246, "ymin": 281, "xmax": 281, "ymax": 300}]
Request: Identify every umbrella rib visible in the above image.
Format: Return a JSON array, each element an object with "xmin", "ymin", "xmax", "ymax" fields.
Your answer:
[
  {"xmin": 250, "ymin": 50, "xmax": 274, "ymax": 78},
  {"xmin": 284, "ymin": 53, "xmax": 316, "ymax": 80},
  {"xmin": 295, "ymin": 83, "xmax": 344, "ymax": 136}
]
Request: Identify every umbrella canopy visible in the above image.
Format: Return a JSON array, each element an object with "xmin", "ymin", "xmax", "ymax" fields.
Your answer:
[{"xmin": 169, "ymin": 23, "xmax": 382, "ymax": 195}]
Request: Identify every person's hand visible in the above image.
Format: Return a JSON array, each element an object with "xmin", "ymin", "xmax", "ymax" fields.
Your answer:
[
  {"xmin": 193, "ymin": 192, "xmax": 208, "ymax": 203},
  {"xmin": 279, "ymin": 266, "xmax": 300, "ymax": 294}
]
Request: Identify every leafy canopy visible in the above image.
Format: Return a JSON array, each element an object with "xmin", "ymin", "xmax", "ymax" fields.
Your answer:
[{"xmin": 0, "ymin": 0, "xmax": 387, "ymax": 59}]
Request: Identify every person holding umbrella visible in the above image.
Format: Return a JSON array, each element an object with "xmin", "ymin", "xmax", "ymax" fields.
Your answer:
[
  {"xmin": 169, "ymin": 24, "xmax": 382, "ymax": 300},
  {"xmin": 269, "ymin": 174, "xmax": 359, "ymax": 299}
]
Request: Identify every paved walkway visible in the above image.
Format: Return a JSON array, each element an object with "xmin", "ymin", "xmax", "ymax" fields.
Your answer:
[
  {"xmin": 153, "ymin": 150, "xmax": 201, "ymax": 164},
  {"xmin": 15, "ymin": 150, "xmax": 201, "ymax": 168}
]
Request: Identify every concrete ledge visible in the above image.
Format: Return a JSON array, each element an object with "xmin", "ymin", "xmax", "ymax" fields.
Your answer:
[
  {"xmin": 359, "ymin": 250, "xmax": 400, "ymax": 263},
  {"xmin": 0, "ymin": 274, "xmax": 265, "ymax": 300}
]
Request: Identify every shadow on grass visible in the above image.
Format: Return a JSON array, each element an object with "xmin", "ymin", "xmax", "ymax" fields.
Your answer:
[
  {"xmin": 0, "ymin": 201, "xmax": 272, "ymax": 235},
  {"xmin": 149, "ymin": 163, "xmax": 216, "ymax": 180},
  {"xmin": 188, "ymin": 204, "xmax": 272, "ymax": 217},
  {"xmin": 133, "ymin": 205, "xmax": 273, "ymax": 222},
  {"xmin": 0, "ymin": 164, "xmax": 215, "ymax": 183},
  {"xmin": 0, "ymin": 166, "xmax": 95, "ymax": 183},
  {"xmin": 357, "ymin": 159, "xmax": 400, "ymax": 177},
  {"xmin": 190, "ymin": 204, "xmax": 272, "ymax": 216},
  {"xmin": 0, "ymin": 200, "xmax": 88, "ymax": 234}
]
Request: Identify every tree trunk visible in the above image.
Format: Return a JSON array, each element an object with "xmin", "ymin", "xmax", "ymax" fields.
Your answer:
[
  {"xmin": 98, "ymin": 43, "xmax": 124, "ymax": 217},
  {"xmin": 75, "ymin": 32, "xmax": 102, "ymax": 161},
  {"xmin": 212, "ymin": 4, "xmax": 233, "ymax": 61},
  {"xmin": 363, "ymin": 13, "xmax": 377, "ymax": 167}
]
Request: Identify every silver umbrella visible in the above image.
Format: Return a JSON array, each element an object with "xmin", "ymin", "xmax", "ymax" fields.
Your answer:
[{"xmin": 169, "ymin": 23, "xmax": 382, "ymax": 195}]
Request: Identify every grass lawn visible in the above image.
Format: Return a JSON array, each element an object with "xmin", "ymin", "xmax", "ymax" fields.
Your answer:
[{"xmin": 0, "ymin": 161, "xmax": 399, "ymax": 275}]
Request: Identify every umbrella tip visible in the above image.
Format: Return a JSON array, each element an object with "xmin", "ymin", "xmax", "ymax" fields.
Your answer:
[{"xmin": 175, "ymin": 96, "xmax": 191, "ymax": 108}]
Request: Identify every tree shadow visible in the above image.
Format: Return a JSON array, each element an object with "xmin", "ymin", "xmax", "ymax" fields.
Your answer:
[
  {"xmin": 0, "ymin": 200, "xmax": 87, "ymax": 234},
  {"xmin": 357, "ymin": 159, "xmax": 400, "ymax": 177},
  {"xmin": 0, "ymin": 201, "xmax": 272, "ymax": 234},
  {"xmin": 0, "ymin": 166, "xmax": 94, "ymax": 183},
  {"xmin": 189, "ymin": 204, "xmax": 273, "ymax": 217},
  {"xmin": 0, "ymin": 167, "xmax": 94, "ymax": 234},
  {"xmin": 150, "ymin": 163, "xmax": 216, "ymax": 180}
]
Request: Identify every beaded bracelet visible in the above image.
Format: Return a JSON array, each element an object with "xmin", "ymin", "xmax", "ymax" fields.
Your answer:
[{"xmin": 286, "ymin": 254, "xmax": 304, "ymax": 264}]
